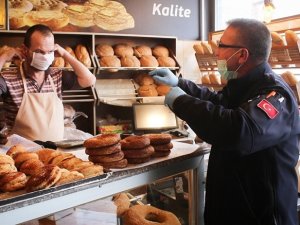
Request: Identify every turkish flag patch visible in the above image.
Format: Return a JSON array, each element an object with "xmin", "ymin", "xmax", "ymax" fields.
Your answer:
[{"xmin": 257, "ymin": 99, "xmax": 279, "ymax": 119}]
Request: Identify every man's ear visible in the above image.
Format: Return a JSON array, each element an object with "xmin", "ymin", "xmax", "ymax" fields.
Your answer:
[{"xmin": 239, "ymin": 48, "xmax": 249, "ymax": 63}]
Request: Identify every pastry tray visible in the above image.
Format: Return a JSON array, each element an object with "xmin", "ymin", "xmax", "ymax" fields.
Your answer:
[{"xmin": 0, "ymin": 172, "xmax": 111, "ymax": 213}]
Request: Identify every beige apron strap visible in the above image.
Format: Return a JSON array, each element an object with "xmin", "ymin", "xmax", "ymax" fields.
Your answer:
[{"xmin": 19, "ymin": 61, "xmax": 28, "ymax": 93}]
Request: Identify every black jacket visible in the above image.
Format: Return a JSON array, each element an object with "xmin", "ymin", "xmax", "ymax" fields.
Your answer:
[{"xmin": 173, "ymin": 63, "xmax": 300, "ymax": 225}]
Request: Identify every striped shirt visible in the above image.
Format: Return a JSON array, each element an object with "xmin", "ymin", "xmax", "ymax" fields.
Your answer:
[{"xmin": 1, "ymin": 67, "xmax": 63, "ymax": 132}]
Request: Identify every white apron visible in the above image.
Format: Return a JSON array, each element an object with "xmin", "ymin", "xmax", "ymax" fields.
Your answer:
[{"xmin": 11, "ymin": 63, "xmax": 64, "ymax": 141}]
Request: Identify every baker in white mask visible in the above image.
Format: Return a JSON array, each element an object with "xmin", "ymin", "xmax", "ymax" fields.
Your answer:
[{"xmin": 0, "ymin": 24, "xmax": 96, "ymax": 142}]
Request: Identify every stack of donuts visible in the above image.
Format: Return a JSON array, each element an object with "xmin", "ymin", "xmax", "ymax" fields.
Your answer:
[
  {"xmin": 84, "ymin": 133, "xmax": 128, "ymax": 169},
  {"xmin": 144, "ymin": 133, "xmax": 173, "ymax": 158},
  {"xmin": 120, "ymin": 135, "xmax": 155, "ymax": 164}
]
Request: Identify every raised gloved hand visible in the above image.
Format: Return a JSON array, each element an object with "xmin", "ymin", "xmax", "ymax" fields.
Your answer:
[
  {"xmin": 165, "ymin": 86, "xmax": 186, "ymax": 109},
  {"xmin": 149, "ymin": 68, "xmax": 178, "ymax": 86}
]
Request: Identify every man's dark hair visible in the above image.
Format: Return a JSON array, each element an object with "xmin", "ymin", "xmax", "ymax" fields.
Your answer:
[{"xmin": 24, "ymin": 24, "xmax": 53, "ymax": 48}]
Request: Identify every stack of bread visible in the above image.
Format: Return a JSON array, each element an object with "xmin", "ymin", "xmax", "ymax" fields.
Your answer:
[
  {"xmin": 201, "ymin": 73, "xmax": 226, "ymax": 85},
  {"xmin": 120, "ymin": 135, "xmax": 154, "ymax": 164},
  {"xmin": 95, "ymin": 43, "xmax": 176, "ymax": 70},
  {"xmin": 84, "ymin": 133, "xmax": 128, "ymax": 169},
  {"xmin": 144, "ymin": 133, "xmax": 173, "ymax": 157},
  {"xmin": 135, "ymin": 73, "xmax": 171, "ymax": 97}
]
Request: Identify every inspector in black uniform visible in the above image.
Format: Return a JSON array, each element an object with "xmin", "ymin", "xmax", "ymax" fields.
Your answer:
[{"xmin": 172, "ymin": 62, "xmax": 300, "ymax": 225}]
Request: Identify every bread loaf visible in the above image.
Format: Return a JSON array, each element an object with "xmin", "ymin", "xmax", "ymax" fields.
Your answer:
[
  {"xmin": 281, "ymin": 71, "xmax": 298, "ymax": 86},
  {"xmin": 96, "ymin": 44, "xmax": 114, "ymax": 57},
  {"xmin": 64, "ymin": 46, "xmax": 76, "ymax": 68},
  {"xmin": 285, "ymin": 30, "xmax": 299, "ymax": 47},
  {"xmin": 193, "ymin": 44, "xmax": 204, "ymax": 54},
  {"xmin": 209, "ymin": 73, "xmax": 221, "ymax": 85},
  {"xmin": 271, "ymin": 31, "xmax": 285, "ymax": 47},
  {"xmin": 201, "ymin": 41, "xmax": 213, "ymax": 55},
  {"xmin": 75, "ymin": 44, "xmax": 92, "ymax": 67}
]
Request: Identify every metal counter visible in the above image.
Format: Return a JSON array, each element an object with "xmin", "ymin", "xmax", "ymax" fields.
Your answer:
[{"xmin": 0, "ymin": 141, "xmax": 210, "ymax": 225}]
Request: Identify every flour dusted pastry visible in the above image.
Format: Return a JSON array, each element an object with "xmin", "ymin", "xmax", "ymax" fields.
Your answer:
[
  {"xmin": 92, "ymin": 1, "xmax": 134, "ymax": 31},
  {"xmin": 134, "ymin": 45, "xmax": 152, "ymax": 58},
  {"xmin": 121, "ymin": 55, "xmax": 140, "ymax": 67},
  {"xmin": 140, "ymin": 55, "xmax": 159, "ymax": 67},
  {"xmin": 28, "ymin": 0, "xmax": 67, "ymax": 11},
  {"xmin": 96, "ymin": 44, "xmax": 114, "ymax": 57},
  {"xmin": 157, "ymin": 56, "xmax": 176, "ymax": 67},
  {"xmin": 9, "ymin": 0, "xmax": 33, "ymax": 29},
  {"xmin": 75, "ymin": 44, "xmax": 92, "ymax": 67},
  {"xmin": 63, "ymin": 4, "xmax": 96, "ymax": 27},
  {"xmin": 23, "ymin": 10, "xmax": 69, "ymax": 30},
  {"xmin": 152, "ymin": 45, "xmax": 169, "ymax": 57}
]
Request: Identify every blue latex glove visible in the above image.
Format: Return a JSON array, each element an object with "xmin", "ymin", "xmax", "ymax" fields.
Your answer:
[
  {"xmin": 149, "ymin": 68, "xmax": 178, "ymax": 86},
  {"xmin": 165, "ymin": 86, "xmax": 186, "ymax": 109}
]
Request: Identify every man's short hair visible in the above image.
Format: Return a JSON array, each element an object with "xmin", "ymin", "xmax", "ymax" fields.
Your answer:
[
  {"xmin": 227, "ymin": 18, "xmax": 271, "ymax": 62},
  {"xmin": 24, "ymin": 24, "xmax": 53, "ymax": 48}
]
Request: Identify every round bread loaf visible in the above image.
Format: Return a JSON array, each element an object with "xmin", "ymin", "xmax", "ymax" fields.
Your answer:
[
  {"xmin": 121, "ymin": 55, "xmax": 141, "ymax": 67},
  {"xmin": 135, "ymin": 74, "xmax": 155, "ymax": 86},
  {"xmin": 96, "ymin": 44, "xmax": 114, "ymax": 57},
  {"xmin": 157, "ymin": 56, "xmax": 176, "ymax": 67},
  {"xmin": 281, "ymin": 71, "xmax": 298, "ymax": 86},
  {"xmin": 152, "ymin": 45, "xmax": 169, "ymax": 57},
  {"xmin": 209, "ymin": 73, "xmax": 221, "ymax": 85},
  {"xmin": 114, "ymin": 44, "xmax": 134, "ymax": 57},
  {"xmin": 134, "ymin": 45, "xmax": 152, "ymax": 58},
  {"xmin": 138, "ymin": 85, "xmax": 158, "ymax": 97},
  {"xmin": 140, "ymin": 55, "xmax": 159, "ymax": 67},
  {"xmin": 193, "ymin": 44, "xmax": 204, "ymax": 54},
  {"xmin": 99, "ymin": 55, "xmax": 121, "ymax": 68}
]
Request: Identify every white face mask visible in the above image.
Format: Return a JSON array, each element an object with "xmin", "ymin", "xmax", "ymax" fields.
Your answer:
[
  {"xmin": 217, "ymin": 49, "xmax": 243, "ymax": 81},
  {"xmin": 30, "ymin": 52, "xmax": 54, "ymax": 71}
]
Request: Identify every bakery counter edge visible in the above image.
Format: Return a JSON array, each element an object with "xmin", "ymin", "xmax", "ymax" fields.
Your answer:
[{"xmin": 0, "ymin": 144, "xmax": 210, "ymax": 224}]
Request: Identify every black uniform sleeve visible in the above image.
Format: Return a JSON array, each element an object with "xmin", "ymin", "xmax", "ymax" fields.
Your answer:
[{"xmin": 172, "ymin": 87, "xmax": 298, "ymax": 156}]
